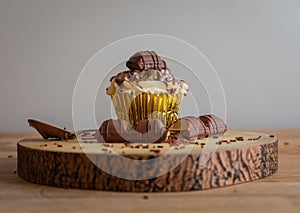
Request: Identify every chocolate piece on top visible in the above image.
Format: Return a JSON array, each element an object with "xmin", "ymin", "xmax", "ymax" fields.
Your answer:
[
  {"xmin": 98, "ymin": 119, "xmax": 168, "ymax": 143},
  {"xmin": 169, "ymin": 114, "xmax": 227, "ymax": 141},
  {"xmin": 28, "ymin": 119, "xmax": 76, "ymax": 140},
  {"xmin": 126, "ymin": 51, "xmax": 167, "ymax": 70}
]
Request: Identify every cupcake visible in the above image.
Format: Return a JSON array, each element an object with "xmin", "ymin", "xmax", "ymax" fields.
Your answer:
[{"xmin": 106, "ymin": 51, "xmax": 189, "ymax": 127}]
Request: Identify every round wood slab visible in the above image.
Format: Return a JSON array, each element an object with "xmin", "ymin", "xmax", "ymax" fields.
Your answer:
[{"xmin": 17, "ymin": 131, "xmax": 278, "ymax": 192}]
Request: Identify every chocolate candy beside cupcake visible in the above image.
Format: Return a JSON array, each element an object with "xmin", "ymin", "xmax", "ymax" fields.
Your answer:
[{"xmin": 98, "ymin": 114, "xmax": 227, "ymax": 143}]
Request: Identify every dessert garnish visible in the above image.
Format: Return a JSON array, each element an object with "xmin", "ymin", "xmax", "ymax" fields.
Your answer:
[
  {"xmin": 98, "ymin": 114, "xmax": 226, "ymax": 143},
  {"xmin": 28, "ymin": 119, "xmax": 76, "ymax": 141},
  {"xmin": 98, "ymin": 119, "xmax": 168, "ymax": 143}
]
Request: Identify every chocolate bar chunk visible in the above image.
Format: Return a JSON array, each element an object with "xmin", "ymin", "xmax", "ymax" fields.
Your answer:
[
  {"xmin": 126, "ymin": 51, "xmax": 167, "ymax": 70},
  {"xmin": 199, "ymin": 115, "xmax": 227, "ymax": 136},
  {"xmin": 170, "ymin": 115, "xmax": 227, "ymax": 140},
  {"xmin": 169, "ymin": 116, "xmax": 204, "ymax": 141},
  {"xmin": 28, "ymin": 119, "xmax": 76, "ymax": 140},
  {"xmin": 98, "ymin": 119, "xmax": 168, "ymax": 143}
]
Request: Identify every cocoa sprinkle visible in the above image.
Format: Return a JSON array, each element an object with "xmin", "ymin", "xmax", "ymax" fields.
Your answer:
[
  {"xmin": 142, "ymin": 144, "xmax": 149, "ymax": 149},
  {"xmin": 235, "ymin": 136, "xmax": 244, "ymax": 141},
  {"xmin": 150, "ymin": 149, "xmax": 160, "ymax": 154}
]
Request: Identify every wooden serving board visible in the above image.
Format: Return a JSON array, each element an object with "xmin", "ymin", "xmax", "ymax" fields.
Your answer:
[{"xmin": 17, "ymin": 131, "xmax": 278, "ymax": 192}]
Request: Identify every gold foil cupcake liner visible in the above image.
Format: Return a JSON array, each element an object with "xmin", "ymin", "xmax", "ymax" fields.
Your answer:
[{"xmin": 111, "ymin": 92, "xmax": 183, "ymax": 127}]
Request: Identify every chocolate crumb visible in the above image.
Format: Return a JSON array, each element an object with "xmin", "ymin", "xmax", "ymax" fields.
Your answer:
[
  {"xmin": 200, "ymin": 143, "xmax": 206, "ymax": 146},
  {"xmin": 235, "ymin": 136, "xmax": 244, "ymax": 141},
  {"xmin": 252, "ymin": 135, "xmax": 262, "ymax": 140},
  {"xmin": 57, "ymin": 144, "xmax": 62, "ymax": 147},
  {"xmin": 8, "ymin": 155, "xmax": 12, "ymax": 158},
  {"xmin": 142, "ymin": 144, "xmax": 149, "ymax": 149},
  {"xmin": 230, "ymin": 139, "xmax": 236, "ymax": 142},
  {"xmin": 150, "ymin": 149, "xmax": 160, "ymax": 154},
  {"xmin": 157, "ymin": 145, "xmax": 163, "ymax": 148},
  {"xmin": 284, "ymin": 142, "xmax": 289, "ymax": 145},
  {"xmin": 142, "ymin": 195, "xmax": 149, "ymax": 199},
  {"xmin": 72, "ymin": 146, "xmax": 76, "ymax": 149},
  {"xmin": 135, "ymin": 145, "xmax": 140, "ymax": 148},
  {"xmin": 248, "ymin": 138, "xmax": 253, "ymax": 141},
  {"xmin": 44, "ymin": 144, "xmax": 48, "ymax": 146},
  {"xmin": 13, "ymin": 170, "xmax": 16, "ymax": 174},
  {"xmin": 269, "ymin": 135, "xmax": 274, "ymax": 138},
  {"xmin": 195, "ymin": 142, "xmax": 199, "ymax": 145}
]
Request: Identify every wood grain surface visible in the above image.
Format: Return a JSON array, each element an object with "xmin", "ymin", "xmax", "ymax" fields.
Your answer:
[
  {"xmin": 17, "ymin": 131, "xmax": 278, "ymax": 192},
  {"xmin": 0, "ymin": 129, "xmax": 299, "ymax": 213}
]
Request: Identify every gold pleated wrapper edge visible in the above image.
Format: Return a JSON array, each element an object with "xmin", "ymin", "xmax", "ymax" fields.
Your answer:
[{"xmin": 111, "ymin": 92, "xmax": 183, "ymax": 127}]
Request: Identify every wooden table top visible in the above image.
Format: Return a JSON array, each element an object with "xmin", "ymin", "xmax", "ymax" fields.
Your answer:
[{"xmin": 0, "ymin": 129, "xmax": 299, "ymax": 213}]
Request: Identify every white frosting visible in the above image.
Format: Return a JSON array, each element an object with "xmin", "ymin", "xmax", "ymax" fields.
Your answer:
[{"xmin": 106, "ymin": 69, "xmax": 189, "ymax": 96}]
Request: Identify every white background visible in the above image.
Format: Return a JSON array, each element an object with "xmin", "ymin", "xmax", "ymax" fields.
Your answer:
[{"xmin": 0, "ymin": 0, "xmax": 299, "ymax": 132}]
